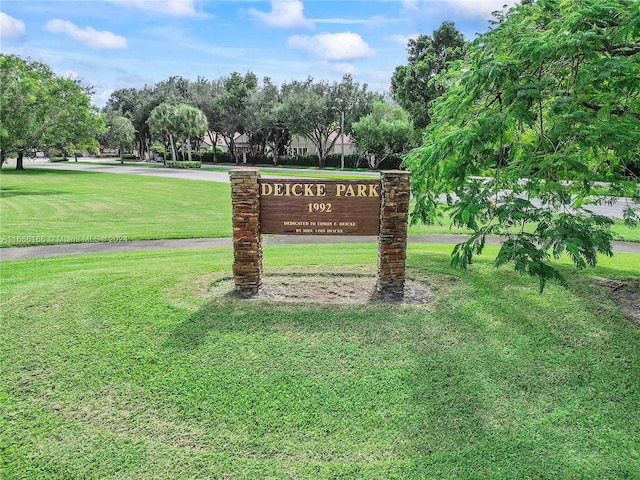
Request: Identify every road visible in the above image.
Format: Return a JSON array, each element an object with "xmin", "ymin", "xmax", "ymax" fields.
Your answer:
[
  {"xmin": 5, "ymin": 156, "xmax": 638, "ymax": 221},
  {"xmin": 2, "ymin": 156, "xmax": 378, "ymax": 183},
  {"xmin": 2, "ymin": 157, "xmax": 639, "ymax": 260}
]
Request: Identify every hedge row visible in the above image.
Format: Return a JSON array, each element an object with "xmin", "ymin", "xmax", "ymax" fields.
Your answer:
[{"xmin": 162, "ymin": 151, "xmax": 403, "ymax": 170}]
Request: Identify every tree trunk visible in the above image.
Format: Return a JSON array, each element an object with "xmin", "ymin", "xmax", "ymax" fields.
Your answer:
[
  {"xmin": 208, "ymin": 131, "xmax": 218, "ymax": 163},
  {"xmin": 187, "ymin": 138, "xmax": 192, "ymax": 162},
  {"xmin": 169, "ymin": 135, "xmax": 178, "ymax": 165},
  {"xmin": 16, "ymin": 151, "xmax": 25, "ymax": 171},
  {"xmin": 230, "ymin": 138, "xmax": 239, "ymax": 164}
]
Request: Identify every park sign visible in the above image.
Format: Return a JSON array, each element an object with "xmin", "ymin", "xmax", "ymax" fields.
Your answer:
[
  {"xmin": 259, "ymin": 179, "xmax": 381, "ymax": 235},
  {"xmin": 230, "ymin": 169, "xmax": 410, "ymax": 300}
]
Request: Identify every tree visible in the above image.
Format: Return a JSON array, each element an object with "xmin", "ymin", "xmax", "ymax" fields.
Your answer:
[
  {"xmin": 189, "ymin": 77, "xmax": 225, "ymax": 161},
  {"xmin": 405, "ymin": 0, "xmax": 640, "ymax": 291},
  {"xmin": 148, "ymin": 103, "xmax": 208, "ymax": 163},
  {"xmin": 44, "ymin": 82, "xmax": 105, "ymax": 160},
  {"xmin": 104, "ymin": 116, "xmax": 135, "ymax": 163},
  {"xmin": 391, "ymin": 21, "xmax": 466, "ymax": 129},
  {"xmin": 103, "ymin": 86, "xmax": 159, "ymax": 161},
  {"xmin": 175, "ymin": 104, "xmax": 208, "ymax": 161},
  {"xmin": 148, "ymin": 103, "xmax": 179, "ymax": 163},
  {"xmin": 244, "ymin": 78, "xmax": 289, "ymax": 162},
  {"xmin": 351, "ymin": 101, "xmax": 417, "ymax": 168},
  {"xmin": 280, "ymin": 74, "xmax": 378, "ymax": 168},
  {"xmin": 1, "ymin": 54, "xmax": 104, "ymax": 170},
  {"xmin": 216, "ymin": 72, "xmax": 258, "ymax": 162}
]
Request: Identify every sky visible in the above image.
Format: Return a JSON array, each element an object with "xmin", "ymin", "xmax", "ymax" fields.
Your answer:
[{"xmin": 0, "ymin": 0, "xmax": 517, "ymax": 108}]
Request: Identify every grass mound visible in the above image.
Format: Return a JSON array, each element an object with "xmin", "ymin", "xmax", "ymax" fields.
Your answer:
[{"xmin": 2, "ymin": 244, "xmax": 639, "ymax": 478}]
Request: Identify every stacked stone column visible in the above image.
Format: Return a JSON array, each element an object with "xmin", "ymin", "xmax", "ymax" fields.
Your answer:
[
  {"xmin": 377, "ymin": 171, "xmax": 411, "ymax": 300},
  {"xmin": 230, "ymin": 169, "xmax": 262, "ymax": 297},
  {"xmin": 229, "ymin": 168, "xmax": 410, "ymax": 302}
]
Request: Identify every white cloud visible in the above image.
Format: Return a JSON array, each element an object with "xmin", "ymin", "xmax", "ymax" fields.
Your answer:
[
  {"xmin": 0, "ymin": 12, "xmax": 26, "ymax": 39},
  {"xmin": 95, "ymin": 88, "xmax": 115, "ymax": 108},
  {"xmin": 287, "ymin": 32, "xmax": 374, "ymax": 61},
  {"xmin": 247, "ymin": 0, "xmax": 313, "ymax": 28},
  {"xmin": 104, "ymin": 0, "xmax": 197, "ymax": 17},
  {"xmin": 402, "ymin": 0, "xmax": 517, "ymax": 19},
  {"xmin": 312, "ymin": 18, "xmax": 367, "ymax": 25},
  {"xmin": 311, "ymin": 15, "xmax": 398, "ymax": 27},
  {"xmin": 388, "ymin": 33, "xmax": 419, "ymax": 45},
  {"xmin": 60, "ymin": 70, "xmax": 81, "ymax": 81},
  {"xmin": 446, "ymin": 0, "xmax": 517, "ymax": 18},
  {"xmin": 318, "ymin": 60, "xmax": 356, "ymax": 76},
  {"xmin": 45, "ymin": 20, "xmax": 128, "ymax": 50}
]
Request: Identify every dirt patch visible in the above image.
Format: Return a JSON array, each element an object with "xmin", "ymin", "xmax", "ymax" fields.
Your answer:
[
  {"xmin": 608, "ymin": 281, "xmax": 640, "ymax": 325},
  {"xmin": 595, "ymin": 279, "xmax": 640, "ymax": 325},
  {"xmin": 212, "ymin": 273, "xmax": 434, "ymax": 305}
]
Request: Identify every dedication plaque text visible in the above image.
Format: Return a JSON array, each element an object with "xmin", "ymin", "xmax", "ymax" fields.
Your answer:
[{"xmin": 259, "ymin": 179, "xmax": 381, "ymax": 235}]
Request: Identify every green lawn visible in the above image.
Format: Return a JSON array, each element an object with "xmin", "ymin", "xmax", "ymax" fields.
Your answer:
[
  {"xmin": 1, "ymin": 169, "xmax": 638, "ymax": 247},
  {"xmin": 0, "ymin": 169, "xmax": 232, "ymax": 246},
  {"xmin": 1, "ymin": 244, "xmax": 639, "ymax": 478}
]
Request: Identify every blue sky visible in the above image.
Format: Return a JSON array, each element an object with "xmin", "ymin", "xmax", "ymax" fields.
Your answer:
[{"xmin": 1, "ymin": 0, "xmax": 517, "ymax": 107}]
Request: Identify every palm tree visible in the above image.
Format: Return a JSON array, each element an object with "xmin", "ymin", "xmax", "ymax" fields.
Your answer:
[
  {"xmin": 176, "ymin": 105, "xmax": 208, "ymax": 162},
  {"xmin": 148, "ymin": 103, "xmax": 178, "ymax": 165}
]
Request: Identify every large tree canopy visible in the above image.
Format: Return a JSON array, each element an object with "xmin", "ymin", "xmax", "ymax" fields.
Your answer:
[
  {"xmin": 391, "ymin": 21, "xmax": 466, "ymax": 129},
  {"xmin": 216, "ymin": 71, "xmax": 258, "ymax": 162},
  {"xmin": 0, "ymin": 54, "xmax": 104, "ymax": 170},
  {"xmin": 280, "ymin": 74, "xmax": 380, "ymax": 168},
  {"xmin": 405, "ymin": 0, "xmax": 640, "ymax": 291},
  {"xmin": 351, "ymin": 101, "xmax": 417, "ymax": 169},
  {"xmin": 100, "ymin": 71, "xmax": 380, "ymax": 167}
]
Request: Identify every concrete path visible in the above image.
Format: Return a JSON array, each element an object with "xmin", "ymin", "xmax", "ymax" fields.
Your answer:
[
  {"xmin": 2, "ymin": 235, "xmax": 638, "ymax": 261},
  {"xmin": 4, "ymin": 157, "xmax": 637, "ymax": 220},
  {"xmin": 2, "ymin": 157, "xmax": 379, "ymax": 183},
  {"xmin": 2, "ymin": 157, "xmax": 638, "ymax": 261}
]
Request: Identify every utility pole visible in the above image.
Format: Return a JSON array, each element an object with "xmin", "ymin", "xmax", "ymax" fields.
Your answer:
[{"xmin": 340, "ymin": 110, "xmax": 345, "ymax": 171}]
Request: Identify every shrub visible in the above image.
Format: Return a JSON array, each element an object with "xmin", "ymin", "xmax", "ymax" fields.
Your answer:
[
  {"xmin": 150, "ymin": 143, "xmax": 165, "ymax": 154},
  {"xmin": 283, "ymin": 154, "xmax": 320, "ymax": 167}
]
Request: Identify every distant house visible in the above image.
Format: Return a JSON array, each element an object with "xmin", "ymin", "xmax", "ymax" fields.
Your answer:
[
  {"xmin": 288, "ymin": 132, "xmax": 356, "ymax": 157},
  {"xmin": 200, "ymin": 132, "xmax": 229, "ymax": 151},
  {"xmin": 203, "ymin": 131, "xmax": 357, "ymax": 157}
]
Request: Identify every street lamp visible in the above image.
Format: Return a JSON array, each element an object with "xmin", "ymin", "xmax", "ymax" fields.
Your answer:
[
  {"xmin": 332, "ymin": 105, "xmax": 346, "ymax": 170},
  {"xmin": 340, "ymin": 109, "xmax": 345, "ymax": 171}
]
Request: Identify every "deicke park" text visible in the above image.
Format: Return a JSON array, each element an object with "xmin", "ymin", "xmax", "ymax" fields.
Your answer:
[{"xmin": 260, "ymin": 182, "xmax": 380, "ymax": 198}]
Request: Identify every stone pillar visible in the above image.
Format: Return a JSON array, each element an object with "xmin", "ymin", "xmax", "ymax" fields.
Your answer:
[
  {"xmin": 230, "ymin": 169, "xmax": 262, "ymax": 297},
  {"xmin": 377, "ymin": 170, "xmax": 411, "ymax": 300}
]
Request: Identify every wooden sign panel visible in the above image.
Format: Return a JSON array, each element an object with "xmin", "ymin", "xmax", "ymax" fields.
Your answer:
[{"xmin": 259, "ymin": 179, "xmax": 381, "ymax": 235}]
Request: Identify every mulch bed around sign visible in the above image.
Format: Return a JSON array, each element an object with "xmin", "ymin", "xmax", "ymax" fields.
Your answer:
[{"xmin": 210, "ymin": 271, "xmax": 434, "ymax": 306}]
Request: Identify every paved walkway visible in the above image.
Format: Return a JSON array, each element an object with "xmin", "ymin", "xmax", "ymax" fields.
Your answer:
[
  {"xmin": 2, "ymin": 157, "xmax": 638, "ymax": 260},
  {"xmin": 3, "ymin": 157, "xmax": 379, "ymax": 183},
  {"xmin": 5, "ymin": 157, "xmax": 638, "ymax": 220},
  {"xmin": 2, "ymin": 235, "xmax": 638, "ymax": 261}
]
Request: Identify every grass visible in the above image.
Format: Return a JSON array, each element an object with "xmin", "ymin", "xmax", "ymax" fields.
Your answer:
[
  {"xmin": 0, "ymin": 169, "xmax": 232, "ymax": 246},
  {"xmin": 1, "ymin": 169, "xmax": 638, "ymax": 247},
  {"xmin": 1, "ymin": 243, "xmax": 639, "ymax": 478},
  {"xmin": 407, "ymin": 210, "xmax": 640, "ymax": 242}
]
